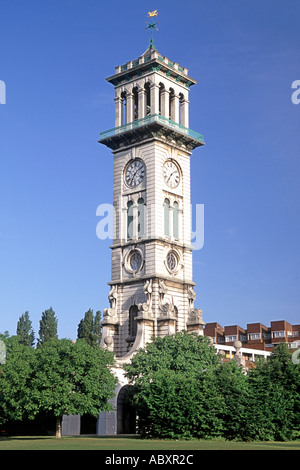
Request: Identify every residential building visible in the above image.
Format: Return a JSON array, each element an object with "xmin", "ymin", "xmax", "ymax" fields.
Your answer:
[{"xmin": 205, "ymin": 320, "xmax": 300, "ymax": 352}]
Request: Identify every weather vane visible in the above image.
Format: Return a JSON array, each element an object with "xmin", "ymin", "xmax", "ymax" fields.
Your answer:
[{"xmin": 146, "ymin": 10, "xmax": 159, "ymax": 49}]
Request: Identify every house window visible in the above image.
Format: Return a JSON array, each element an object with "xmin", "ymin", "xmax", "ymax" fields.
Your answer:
[
  {"xmin": 225, "ymin": 335, "xmax": 237, "ymax": 343},
  {"xmin": 263, "ymin": 332, "xmax": 271, "ymax": 340},
  {"xmin": 273, "ymin": 331, "xmax": 285, "ymax": 338},
  {"xmin": 249, "ymin": 333, "xmax": 261, "ymax": 340}
]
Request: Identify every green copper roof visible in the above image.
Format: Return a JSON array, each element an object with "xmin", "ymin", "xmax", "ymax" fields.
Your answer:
[{"xmin": 99, "ymin": 113, "xmax": 204, "ymax": 151}]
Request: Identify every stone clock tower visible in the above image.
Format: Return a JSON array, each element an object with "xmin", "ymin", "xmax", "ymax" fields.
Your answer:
[{"xmin": 97, "ymin": 30, "xmax": 205, "ymax": 434}]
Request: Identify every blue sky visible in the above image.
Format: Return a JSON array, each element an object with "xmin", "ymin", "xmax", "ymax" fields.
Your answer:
[{"xmin": 0, "ymin": 0, "xmax": 299, "ymax": 340}]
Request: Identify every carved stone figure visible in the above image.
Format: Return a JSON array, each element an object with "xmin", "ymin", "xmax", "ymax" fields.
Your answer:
[
  {"xmin": 108, "ymin": 285, "xmax": 118, "ymax": 310},
  {"xmin": 143, "ymin": 279, "xmax": 153, "ymax": 308},
  {"xmin": 187, "ymin": 286, "xmax": 196, "ymax": 313},
  {"xmin": 158, "ymin": 279, "xmax": 168, "ymax": 307}
]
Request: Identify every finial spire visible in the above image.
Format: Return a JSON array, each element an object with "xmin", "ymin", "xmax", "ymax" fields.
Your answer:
[{"xmin": 146, "ymin": 10, "xmax": 159, "ymax": 49}]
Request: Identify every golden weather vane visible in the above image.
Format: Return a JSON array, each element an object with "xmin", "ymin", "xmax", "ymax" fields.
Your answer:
[
  {"xmin": 148, "ymin": 10, "xmax": 158, "ymax": 17},
  {"xmin": 146, "ymin": 10, "xmax": 159, "ymax": 48}
]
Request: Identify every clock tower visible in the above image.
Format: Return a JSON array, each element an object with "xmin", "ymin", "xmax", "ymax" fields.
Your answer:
[{"xmin": 97, "ymin": 22, "xmax": 205, "ymax": 434}]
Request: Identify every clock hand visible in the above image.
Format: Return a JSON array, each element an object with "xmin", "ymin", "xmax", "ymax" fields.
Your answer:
[{"xmin": 167, "ymin": 170, "xmax": 176, "ymax": 182}]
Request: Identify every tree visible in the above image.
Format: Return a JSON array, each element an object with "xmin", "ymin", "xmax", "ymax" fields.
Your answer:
[
  {"xmin": 246, "ymin": 343, "xmax": 300, "ymax": 441},
  {"xmin": 93, "ymin": 311, "xmax": 102, "ymax": 345},
  {"xmin": 215, "ymin": 360, "xmax": 249, "ymax": 440},
  {"xmin": 31, "ymin": 338, "xmax": 117, "ymax": 437},
  {"xmin": 16, "ymin": 311, "xmax": 35, "ymax": 347},
  {"xmin": 77, "ymin": 309, "xmax": 102, "ymax": 346},
  {"xmin": 0, "ymin": 336, "xmax": 38, "ymax": 425},
  {"xmin": 124, "ymin": 331, "xmax": 224, "ymax": 439},
  {"xmin": 38, "ymin": 307, "xmax": 58, "ymax": 346},
  {"xmin": 0, "ymin": 337, "xmax": 117, "ymax": 438}
]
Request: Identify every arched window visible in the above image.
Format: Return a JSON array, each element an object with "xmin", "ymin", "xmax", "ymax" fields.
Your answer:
[
  {"xmin": 159, "ymin": 83, "xmax": 165, "ymax": 116},
  {"xmin": 173, "ymin": 201, "xmax": 179, "ymax": 239},
  {"xmin": 174, "ymin": 306, "xmax": 178, "ymax": 332},
  {"xmin": 169, "ymin": 88, "xmax": 175, "ymax": 121},
  {"xmin": 179, "ymin": 93, "xmax": 184, "ymax": 126},
  {"xmin": 129, "ymin": 305, "xmax": 138, "ymax": 338},
  {"xmin": 121, "ymin": 91, "xmax": 127, "ymax": 125},
  {"xmin": 133, "ymin": 87, "xmax": 139, "ymax": 121},
  {"xmin": 145, "ymin": 83, "xmax": 151, "ymax": 116},
  {"xmin": 137, "ymin": 197, "xmax": 145, "ymax": 238},
  {"xmin": 127, "ymin": 200, "xmax": 133, "ymax": 239},
  {"xmin": 164, "ymin": 198, "xmax": 170, "ymax": 237}
]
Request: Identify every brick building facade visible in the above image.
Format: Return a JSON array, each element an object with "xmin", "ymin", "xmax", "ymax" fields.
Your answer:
[{"xmin": 204, "ymin": 320, "xmax": 300, "ymax": 352}]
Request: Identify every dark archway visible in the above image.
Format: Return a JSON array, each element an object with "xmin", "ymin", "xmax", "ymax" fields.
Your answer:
[
  {"xmin": 117, "ymin": 385, "xmax": 136, "ymax": 434},
  {"xmin": 80, "ymin": 414, "xmax": 97, "ymax": 434}
]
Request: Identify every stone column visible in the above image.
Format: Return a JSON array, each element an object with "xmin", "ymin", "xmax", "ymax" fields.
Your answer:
[
  {"xmin": 126, "ymin": 92, "xmax": 134, "ymax": 124},
  {"xmin": 169, "ymin": 204, "xmax": 174, "ymax": 239},
  {"xmin": 114, "ymin": 95, "xmax": 123, "ymax": 127},
  {"xmin": 178, "ymin": 205, "xmax": 183, "ymax": 242},
  {"xmin": 180, "ymin": 98, "xmax": 189, "ymax": 128},
  {"xmin": 160, "ymin": 88, "xmax": 169, "ymax": 119},
  {"xmin": 172, "ymin": 94, "xmax": 180, "ymax": 124},
  {"xmin": 150, "ymin": 83, "xmax": 160, "ymax": 115},
  {"xmin": 138, "ymin": 87, "xmax": 147, "ymax": 119}
]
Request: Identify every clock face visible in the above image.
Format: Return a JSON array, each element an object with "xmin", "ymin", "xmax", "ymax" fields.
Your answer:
[
  {"xmin": 163, "ymin": 160, "xmax": 180, "ymax": 188},
  {"xmin": 125, "ymin": 160, "xmax": 145, "ymax": 187}
]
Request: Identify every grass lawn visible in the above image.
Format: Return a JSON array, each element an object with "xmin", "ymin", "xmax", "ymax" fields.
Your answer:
[{"xmin": 0, "ymin": 436, "xmax": 300, "ymax": 450}]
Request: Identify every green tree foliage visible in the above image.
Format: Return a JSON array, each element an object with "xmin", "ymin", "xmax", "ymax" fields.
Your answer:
[
  {"xmin": 246, "ymin": 343, "xmax": 300, "ymax": 441},
  {"xmin": 124, "ymin": 332, "xmax": 225, "ymax": 439},
  {"xmin": 0, "ymin": 336, "xmax": 38, "ymax": 424},
  {"xmin": 77, "ymin": 309, "xmax": 102, "ymax": 346},
  {"xmin": 16, "ymin": 311, "xmax": 35, "ymax": 347},
  {"xmin": 0, "ymin": 337, "xmax": 117, "ymax": 438},
  {"xmin": 32, "ymin": 338, "xmax": 117, "ymax": 437},
  {"xmin": 125, "ymin": 333, "xmax": 300, "ymax": 441},
  {"xmin": 38, "ymin": 307, "xmax": 58, "ymax": 346},
  {"xmin": 215, "ymin": 360, "xmax": 249, "ymax": 440}
]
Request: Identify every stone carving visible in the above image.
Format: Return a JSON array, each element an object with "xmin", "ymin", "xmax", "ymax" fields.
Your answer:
[
  {"xmin": 103, "ymin": 285, "xmax": 118, "ymax": 321},
  {"xmin": 158, "ymin": 279, "xmax": 168, "ymax": 307},
  {"xmin": 138, "ymin": 301, "xmax": 152, "ymax": 315},
  {"xmin": 188, "ymin": 307, "xmax": 205, "ymax": 325},
  {"xmin": 108, "ymin": 285, "xmax": 118, "ymax": 310},
  {"xmin": 159, "ymin": 302, "xmax": 176, "ymax": 317},
  {"xmin": 143, "ymin": 279, "xmax": 153, "ymax": 308},
  {"xmin": 104, "ymin": 336, "xmax": 113, "ymax": 347},
  {"xmin": 186, "ymin": 285, "xmax": 204, "ymax": 325},
  {"xmin": 138, "ymin": 279, "xmax": 153, "ymax": 316},
  {"xmin": 157, "ymin": 280, "xmax": 177, "ymax": 318},
  {"xmin": 233, "ymin": 340, "xmax": 247, "ymax": 371},
  {"xmin": 187, "ymin": 286, "xmax": 196, "ymax": 313}
]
